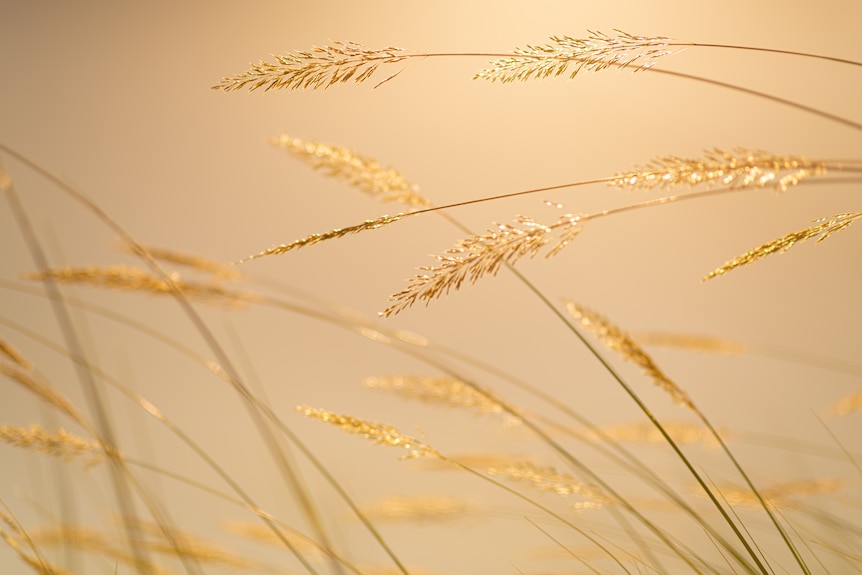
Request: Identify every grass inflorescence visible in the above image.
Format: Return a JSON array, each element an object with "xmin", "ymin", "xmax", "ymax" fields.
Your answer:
[{"xmin": 2, "ymin": 14, "xmax": 861, "ymax": 575}]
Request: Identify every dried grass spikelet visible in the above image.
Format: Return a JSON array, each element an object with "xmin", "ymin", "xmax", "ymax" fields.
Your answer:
[
  {"xmin": 296, "ymin": 406, "xmax": 440, "ymax": 460},
  {"xmin": 611, "ymin": 148, "xmax": 831, "ymax": 192},
  {"xmin": 475, "ymin": 29, "xmax": 676, "ymax": 83},
  {"xmin": 0, "ymin": 337, "xmax": 33, "ymax": 371},
  {"xmin": 239, "ymin": 214, "xmax": 403, "ymax": 262},
  {"xmin": 29, "ymin": 527, "xmax": 168, "ymax": 575},
  {"xmin": 362, "ymin": 375, "xmax": 506, "ymax": 416},
  {"xmin": 0, "ymin": 508, "xmax": 75, "ymax": 575},
  {"xmin": 118, "ymin": 244, "xmax": 240, "ymax": 280},
  {"xmin": 703, "ymin": 212, "xmax": 861, "ymax": 281},
  {"xmin": 271, "ymin": 135, "xmax": 430, "ymax": 207},
  {"xmin": 135, "ymin": 532, "xmax": 259, "ymax": 569},
  {"xmin": 418, "ymin": 453, "xmax": 520, "ymax": 471},
  {"xmin": 361, "ymin": 495, "xmax": 473, "ymax": 523},
  {"xmin": 0, "ymin": 363, "xmax": 84, "ymax": 426},
  {"xmin": 563, "ymin": 301, "xmax": 694, "ymax": 409},
  {"xmin": 381, "ymin": 213, "xmax": 584, "ymax": 317},
  {"xmin": 0, "ymin": 425, "xmax": 104, "ymax": 465},
  {"xmin": 586, "ymin": 421, "xmax": 723, "ymax": 449},
  {"xmin": 114, "ymin": 518, "xmax": 257, "ymax": 568},
  {"xmin": 714, "ymin": 478, "xmax": 846, "ymax": 508},
  {"xmin": 833, "ymin": 391, "xmax": 862, "ymax": 416},
  {"xmin": 632, "ymin": 331, "xmax": 748, "ymax": 355},
  {"xmin": 26, "ymin": 265, "xmax": 258, "ymax": 307},
  {"xmin": 487, "ymin": 461, "xmax": 609, "ymax": 508},
  {"xmin": 0, "ymin": 531, "xmax": 72, "ymax": 575},
  {"xmin": 213, "ymin": 41, "xmax": 406, "ymax": 92},
  {"xmin": 223, "ymin": 522, "xmax": 324, "ymax": 558}
]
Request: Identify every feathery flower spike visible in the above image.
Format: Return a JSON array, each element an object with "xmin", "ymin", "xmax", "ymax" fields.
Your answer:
[
  {"xmin": 213, "ymin": 41, "xmax": 406, "ymax": 92},
  {"xmin": 475, "ymin": 30, "xmax": 676, "ymax": 83},
  {"xmin": 296, "ymin": 406, "xmax": 440, "ymax": 460},
  {"xmin": 381, "ymin": 213, "xmax": 583, "ymax": 316},
  {"xmin": 564, "ymin": 302, "xmax": 694, "ymax": 408},
  {"xmin": 0, "ymin": 425, "xmax": 104, "ymax": 466},
  {"xmin": 26, "ymin": 266, "xmax": 258, "ymax": 306},
  {"xmin": 704, "ymin": 212, "xmax": 861, "ymax": 281},
  {"xmin": 611, "ymin": 148, "xmax": 831, "ymax": 192},
  {"xmin": 239, "ymin": 214, "xmax": 403, "ymax": 263},
  {"xmin": 362, "ymin": 375, "xmax": 505, "ymax": 415},
  {"xmin": 361, "ymin": 496, "xmax": 473, "ymax": 522},
  {"xmin": 271, "ymin": 135, "xmax": 430, "ymax": 207}
]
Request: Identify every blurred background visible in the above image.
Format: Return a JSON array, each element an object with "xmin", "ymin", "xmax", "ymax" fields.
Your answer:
[{"xmin": 1, "ymin": 1, "xmax": 861, "ymax": 573}]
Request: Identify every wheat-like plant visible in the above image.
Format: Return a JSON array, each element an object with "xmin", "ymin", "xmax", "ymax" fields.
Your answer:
[
  {"xmin": 212, "ymin": 41, "xmax": 406, "ymax": 92},
  {"xmin": 563, "ymin": 301, "xmax": 694, "ymax": 409},
  {"xmin": 295, "ymin": 406, "xmax": 441, "ymax": 460},
  {"xmin": 703, "ymin": 212, "xmax": 862, "ymax": 280},
  {"xmin": 0, "ymin": 425, "xmax": 104, "ymax": 465},
  {"xmin": 270, "ymin": 135, "xmax": 430, "ymax": 207},
  {"xmin": 25, "ymin": 266, "xmax": 259, "ymax": 306},
  {"xmin": 0, "ymin": 337, "xmax": 32, "ymax": 371},
  {"xmin": 381, "ymin": 213, "xmax": 584, "ymax": 316},
  {"xmin": 239, "ymin": 214, "xmax": 403, "ymax": 262},
  {"xmin": 474, "ymin": 30, "xmax": 677, "ymax": 83},
  {"xmin": 0, "ymin": 364, "xmax": 85, "ymax": 427},
  {"xmin": 360, "ymin": 495, "xmax": 474, "ymax": 522},
  {"xmin": 487, "ymin": 461, "xmax": 607, "ymax": 502},
  {"xmin": 610, "ymin": 148, "xmax": 834, "ymax": 192},
  {"xmin": 362, "ymin": 375, "xmax": 506, "ymax": 416}
]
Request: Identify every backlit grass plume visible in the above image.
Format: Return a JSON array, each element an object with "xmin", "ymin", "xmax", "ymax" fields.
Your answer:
[
  {"xmin": 611, "ymin": 148, "xmax": 836, "ymax": 192},
  {"xmin": 563, "ymin": 301, "xmax": 694, "ymax": 408},
  {"xmin": 295, "ymin": 406, "xmax": 440, "ymax": 460},
  {"xmin": 475, "ymin": 30, "xmax": 676, "ymax": 83},
  {"xmin": 1, "ymin": 363, "xmax": 85, "ymax": 427},
  {"xmin": 381, "ymin": 213, "xmax": 584, "ymax": 317},
  {"xmin": 0, "ymin": 337, "xmax": 32, "ymax": 371},
  {"xmin": 26, "ymin": 266, "xmax": 258, "ymax": 306},
  {"xmin": 238, "ymin": 214, "xmax": 403, "ymax": 262},
  {"xmin": 361, "ymin": 495, "xmax": 474, "ymax": 523},
  {"xmin": 704, "ymin": 212, "xmax": 861, "ymax": 281},
  {"xmin": 270, "ymin": 135, "xmax": 430, "ymax": 207},
  {"xmin": 212, "ymin": 41, "xmax": 406, "ymax": 92},
  {"xmin": 487, "ymin": 461, "xmax": 607, "ymax": 503},
  {"xmin": 117, "ymin": 245, "xmax": 240, "ymax": 280},
  {"xmin": 0, "ymin": 425, "xmax": 104, "ymax": 466},
  {"xmin": 712, "ymin": 478, "xmax": 846, "ymax": 509},
  {"xmin": 362, "ymin": 375, "xmax": 506, "ymax": 417},
  {"xmin": 586, "ymin": 421, "xmax": 723, "ymax": 449}
]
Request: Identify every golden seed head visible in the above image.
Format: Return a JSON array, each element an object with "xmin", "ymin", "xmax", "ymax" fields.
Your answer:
[
  {"xmin": 25, "ymin": 265, "xmax": 258, "ymax": 306},
  {"xmin": 564, "ymin": 301, "xmax": 694, "ymax": 409},
  {"xmin": 213, "ymin": 41, "xmax": 406, "ymax": 92},
  {"xmin": 703, "ymin": 212, "xmax": 861, "ymax": 281},
  {"xmin": 476, "ymin": 30, "xmax": 676, "ymax": 83},
  {"xmin": 362, "ymin": 375, "xmax": 505, "ymax": 415},
  {"xmin": 296, "ymin": 406, "xmax": 440, "ymax": 459},
  {"xmin": 381, "ymin": 213, "xmax": 583, "ymax": 317},
  {"xmin": 0, "ymin": 425, "xmax": 105, "ymax": 466},
  {"xmin": 361, "ymin": 495, "xmax": 473, "ymax": 522},
  {"xmin": 271, "ymin": 135, "xmax": 430, "ymax": 207},
  {"xmin": 611, "ymin": 148, "xmax": 830, "ymax": 192}
]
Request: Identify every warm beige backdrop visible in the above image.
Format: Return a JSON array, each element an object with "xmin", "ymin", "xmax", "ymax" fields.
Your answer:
[{"xmin": 2, "ymin": 1, "xmax": 860, "ymax": 573}]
